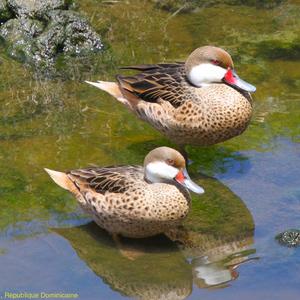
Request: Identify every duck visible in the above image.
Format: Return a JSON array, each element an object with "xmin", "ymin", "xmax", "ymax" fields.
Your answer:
[
  {"xmin": 86, "ymin": 46, "xmax": 256, "ymax": 147},
  {"xmin": 44, "ymin": 147, "xmax": 204, "ymax": 239}
]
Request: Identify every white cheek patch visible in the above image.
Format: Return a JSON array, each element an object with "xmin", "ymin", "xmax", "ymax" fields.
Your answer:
[
  {"xmin": 188, "ymin": 63, "xmax": 227, "ymax": 87},
  {"xmin": 145, "ymin": 162, "xmax": 178, "ymax": 183}
]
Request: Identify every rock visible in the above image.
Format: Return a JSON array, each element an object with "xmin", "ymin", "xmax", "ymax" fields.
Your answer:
[
  {"xmin": 7, "ymin": 0, "xmax": 67, "ymax": 18},
  {"xmin": 0, "ymin": 0, "xmax": 104, "ymax": 74},
  {"xmin": 35, "ymin": 23, "xmax": 65, "ymax": 65},
  {"xmin": 0, "ymin": 18, "xmax": 44, "ymax": 62},
  {"xmin": 0, "ymin": 0, "xmax": 13, "ymax": 22},
  {"xmin": 63, "ymin": 13, "xmax": 104, "ymax": 55},
  {"xmin": 276, "ymin": 229, "xmax": 300, "ymax": 247},
  {"xmin": 44, "ymin": 10, "xmax": 103, "ymax": 56}
]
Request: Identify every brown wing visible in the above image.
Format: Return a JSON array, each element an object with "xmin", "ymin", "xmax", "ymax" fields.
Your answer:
[
  {"xmin": 67, "ymin": 165, "xmax": 144, "ymax": 195},
  {"xmin": 117, "ymin": 63, "xmax": 190, "ymax": 108}
]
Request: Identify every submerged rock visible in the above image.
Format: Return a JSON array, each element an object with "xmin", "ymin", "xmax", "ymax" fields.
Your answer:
[
  {"xmin": 276, "ymin": 229, "xmax": 300, "ymax": 248},
  {"xmin": 0, "ymin": 0, "xmax": 104, "ymax": 75}
]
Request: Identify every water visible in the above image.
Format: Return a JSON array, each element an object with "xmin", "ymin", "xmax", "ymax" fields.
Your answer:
[{"xmin": 0, "ymin": 1, "xmax": 299, "ymax": 299}]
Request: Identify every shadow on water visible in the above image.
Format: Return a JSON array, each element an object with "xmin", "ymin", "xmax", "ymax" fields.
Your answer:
[
  {"xmin": 124, "ymin": 139, "xmax": 252, "ymax": 179},
  {"xmin": 53, "ymin": 175, "xmax": 256, "ymax": 298}
]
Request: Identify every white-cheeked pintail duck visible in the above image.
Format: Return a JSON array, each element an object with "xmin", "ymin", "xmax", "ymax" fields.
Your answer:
[
  {"xmin": 45, "ymin": 147, "xmax": 204, "ymax": 238},
  {"xmin": 86, "ymin": 46, "xmax": 256, "ymax": 147}
]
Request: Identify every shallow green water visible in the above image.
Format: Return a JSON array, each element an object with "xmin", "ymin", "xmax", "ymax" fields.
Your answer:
[{"xmin": 0, "ymin": 1, "xmax": 299, "ymax": 299}]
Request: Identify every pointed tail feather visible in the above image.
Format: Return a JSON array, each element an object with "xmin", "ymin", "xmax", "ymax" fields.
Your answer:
[
  {"xmin": 85, "ymin": 80, "xmax": 125, "ymax": 101},
  {"xmin": 85, "ymin": 80, "xmax": 138, "ymax": 108},
  {"xmin": 44, "ymin": 168, "xmax": 79, "ymax": 195}
]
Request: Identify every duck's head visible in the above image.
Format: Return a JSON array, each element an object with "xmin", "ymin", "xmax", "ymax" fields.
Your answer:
[
  {"xmin": 144, "ymin": 147, "xmax": 204, "ymax": 194},
  {"xmin": 185, "ymin": 46, "xmax": 256, "ymax": 93}
]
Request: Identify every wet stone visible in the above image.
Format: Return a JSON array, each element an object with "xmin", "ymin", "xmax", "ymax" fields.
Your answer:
[
  {"xmin": 0, "ymin": 0, "xmax": 13, "ymax": 22},
  {"xmin": 0, "ymin": 0, "xmax": 104, "ymax": 74},
  {"xmin": 46, "ymin": 10, "xmax": 103, "ymax": 56},
  {"xmin": 0, "ymin": 18, "xmax": 44, "ymax": 62},
  {"xmin": 7, "ymin": 0, "xmax": 66, "ymax": 18},
  {"xmin": 63, "ymin": 16, "xmax": 104, "ymax": 55},
  {"xmin": 276, "ymin": 229, "xmax": 300, "ymax": 248}
]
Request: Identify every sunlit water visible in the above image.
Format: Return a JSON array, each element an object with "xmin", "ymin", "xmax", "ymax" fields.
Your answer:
[{"xmin": 0, "ymin": 1, "xmax": 299, "ymax": 299}]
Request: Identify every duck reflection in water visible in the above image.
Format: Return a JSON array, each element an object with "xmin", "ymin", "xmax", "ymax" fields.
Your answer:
[
  {"xmin": 191, "ymin": 238, "xmax": 257, "ymax": 289},
  {"xmin": 53, "ymin": 174, "xmax": 257, "ymax": 298}
]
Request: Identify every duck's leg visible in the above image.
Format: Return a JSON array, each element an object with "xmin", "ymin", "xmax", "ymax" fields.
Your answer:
[{"xmin": 112, "ymin": 233, "xmax": 143, "ymax": 260}]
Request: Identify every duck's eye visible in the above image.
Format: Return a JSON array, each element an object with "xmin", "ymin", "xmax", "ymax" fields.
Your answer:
[
  {"xmin": 166, "ymin": 159, "xmax": 174, "ymax": 165},
  {"xmin": 211, "ymin": 59, "xmax": 220, "ymax": 65}
]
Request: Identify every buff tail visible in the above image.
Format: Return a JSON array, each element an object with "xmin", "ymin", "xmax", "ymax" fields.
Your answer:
[
  {"xmin": 85, "ymin": 80, "xmax": 130, "ymax": 105},
  {"xmin": 44, "ymin": 168, "xmax": 80, "ymax": 196},
  {"xmin": 85, "ymin": 80, "xmax": 140, "ymax": 108}
]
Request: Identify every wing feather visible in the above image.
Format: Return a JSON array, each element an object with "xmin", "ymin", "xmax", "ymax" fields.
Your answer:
[
  {"xmin": 117, "ymin": 63, "xmax": 189, "ymax": 108},
  {"xmin": 67, "ymin": 166, "xmax": 144, "ymax": 195}
]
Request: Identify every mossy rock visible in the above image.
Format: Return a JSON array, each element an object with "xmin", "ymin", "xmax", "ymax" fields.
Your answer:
[
  {"xmin": 276, "ymin": 229, "xmax": 300, "ymax": 248},
  {"xmin": 0, "ymin": 0, "xmax": 104, "ymax": 75},
  {"xmin": 7, "ymin": 0, "xmax": 68, "ymax": 18},
  {"xmin": 0, "ymin": 18, "xmax": 44, "ymax": 62},
  {"xmin": 0, "ymin": 0, "xmax": 13, "ymax": 22}
]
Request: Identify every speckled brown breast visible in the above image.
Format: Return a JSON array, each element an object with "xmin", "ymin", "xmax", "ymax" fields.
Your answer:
[
  {"xmin": 136, "ymin": 84, "xmax": 252, "ymax": 146},
  {"xmin": 79, "ymin": 184, "xmax": 190, "ymax": 238}
]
